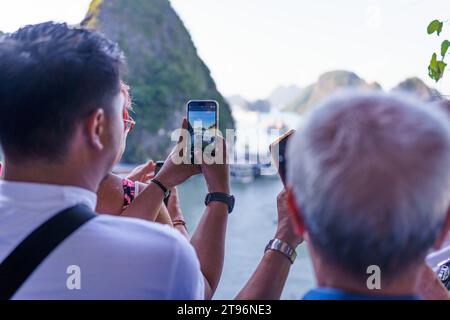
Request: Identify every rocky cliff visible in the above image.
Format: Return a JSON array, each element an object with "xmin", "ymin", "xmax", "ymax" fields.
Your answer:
[
  {"xmin": 286, "ymin": 70, "xmax": 382, "ymax": 113},
  {"xmin": 82, "ymin": 0, "xmax": 234, "ymax": 162},
  {"xmin": 392, "ymin": 77, "xmax": 441, "ymax": 101}
]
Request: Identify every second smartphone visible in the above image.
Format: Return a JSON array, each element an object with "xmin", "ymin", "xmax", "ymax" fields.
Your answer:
[{"xmin": 269, "ymin": 129, "xmax": 295, "ymax": 186}]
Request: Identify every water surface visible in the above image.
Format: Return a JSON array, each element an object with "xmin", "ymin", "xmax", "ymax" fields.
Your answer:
[{"xmin": 178, "ymin": 176, "xmax": 316, "ymax": 300}]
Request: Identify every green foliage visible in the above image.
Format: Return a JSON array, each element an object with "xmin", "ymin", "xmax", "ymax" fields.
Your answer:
[
  {"xmin": 442, "ymin": 39, "xmax": 450, "ymax": 57},
  {"xmin": 82, "ymin": 0, "xmax": 234, "ymax": 163},
  {"xmin": 426, "ymin": 19, "xmax": 448, "ymax": 82},
  {"xmin": 427, "ymin": 20, "xmax": 443, "ymax": 36},
  {"xmin": 84, "ymin": 0, "xmax": 103, "ymax": 29},
  {"xmin": 428, "ymin": 53, "xmax": 447, "ymax": 82}
]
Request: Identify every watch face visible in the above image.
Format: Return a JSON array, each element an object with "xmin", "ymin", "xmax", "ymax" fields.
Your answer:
[
  {"xmin": 205, "ymin": 193, "xmax": 234, "ymax": 213},
  {"xmin": 439, "ymin": 264, "xmax": 450, "ymax": 282}
]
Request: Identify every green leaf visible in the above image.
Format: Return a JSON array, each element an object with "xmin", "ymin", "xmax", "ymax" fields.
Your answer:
[
  {"xmin": 437, "ymin": 60, "xmax": 447, "ymax": 73},
  {"xmin": 428, "ymin": 53, "xmax": 440, "ymax": 81},
  {"xmin": 427, "ymin": 19, "xmax": 443, "ymax": 36},
  {"xmin": 428, "ymin": 52, "xmax": 447, "ymax": 82},
  {"xmin": 430, "ymin": 52, "xmax": 438, "ymax": 68},
  {"xmin": 441, "ymin": 40, "xmax": 450, "ymax": 57}
]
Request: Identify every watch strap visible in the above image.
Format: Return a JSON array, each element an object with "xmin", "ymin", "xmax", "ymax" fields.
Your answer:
[
  {"xmin": 205, "ymin": 192, "xmax": 235, "ymax": 214},
  {"xmin": 265, "ymin": 238, "xmax": 297, "ymax": 264},
  {"xmin": 151, "ymin": 179, "xmax": 170, "ymax": 199}
]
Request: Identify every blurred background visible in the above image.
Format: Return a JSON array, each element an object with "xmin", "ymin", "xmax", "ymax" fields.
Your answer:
[{"xmin": 0, "ymin": 0, "xmax": 449, "ymax": 299}]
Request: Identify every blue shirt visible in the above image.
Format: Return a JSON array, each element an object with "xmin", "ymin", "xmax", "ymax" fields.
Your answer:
[{"xmin": 303, "ymin": 288, "xmax": 420, "ymax": 300}]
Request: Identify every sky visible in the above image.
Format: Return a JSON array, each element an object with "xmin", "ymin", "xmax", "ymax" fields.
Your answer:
[{"xmin": 0, "ymin": 0, "xmax": 449, "ymax": 100}]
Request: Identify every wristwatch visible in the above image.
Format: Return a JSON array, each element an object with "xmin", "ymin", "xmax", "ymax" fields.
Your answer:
[
  {"xmin": 151, "ymin": 179, "xmax": 170, "ymax": 199},
  {"xmin": 205, "ymin": 192, "xmax": 235, "ymax": 214},
  {"xmin": 437, "ymin": 260, "xmax": 450, "ymax": 291},
  {"xmin": 265, "ymin": 238, "xmax": 297, "ymax": 264}
]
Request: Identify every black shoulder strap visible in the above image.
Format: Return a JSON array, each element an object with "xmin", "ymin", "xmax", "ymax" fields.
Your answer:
[{"xmin": 0, "ymin": 204, "xmax": 96, "ymax": 300}]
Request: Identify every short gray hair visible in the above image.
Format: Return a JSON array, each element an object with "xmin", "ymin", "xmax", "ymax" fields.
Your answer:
[{"xmin": 287, "ymin": 91, "xmax": 450, "ymax": 279}]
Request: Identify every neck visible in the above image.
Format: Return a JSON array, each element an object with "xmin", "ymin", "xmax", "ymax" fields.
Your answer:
[
  {"xmin": 314, "ymin": 262, "xmax": 420, "ymax": 297},
  {"xmin": 317, "ymin": 272, "xmax": 418, "ymax": 297},
  {"xmin": 3, "ymin": 158, "xmax": 102, "ymax": 192}
]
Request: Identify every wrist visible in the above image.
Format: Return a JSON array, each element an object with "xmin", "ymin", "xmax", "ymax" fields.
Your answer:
[
  {"xmin": 153, "ymin": 173, "xmax": 173, "ymax": 190},
  {"xmin": 172, "ymin": 219, "xmax": 187, "ymax": 229},
  {"xmin": 207, "ymin": 184, "xmax": 230, "ymax": 194},
  {"xmin": 170, "ymin": 213, "xmax": 185, "ymax": 222},
  {"xmin": 205, "ymin": 192, "xmax": 235, "ymax": 214},
  {"xmin": 265, "ymin": 238, "xmax": 297, "ymax": 265},
  {"xmin": 151, "ymin": 178, "xmax": 171, "ymax": 199},
  {"xmin": 274, "ymin": 231, "xmax": 302, "ymax": 250},
  {"xmin": 206, "ymin": 201, "xmax": 229, "ymax": 212}
]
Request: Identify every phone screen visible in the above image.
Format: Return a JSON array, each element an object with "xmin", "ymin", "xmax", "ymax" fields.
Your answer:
[
  {"xmin": 187, "ymin": 100, "xmax": 218, "ymax": 161},
  {"xmin": 270, "ymin": 129, "xmax": 295, "ymax": 185}
]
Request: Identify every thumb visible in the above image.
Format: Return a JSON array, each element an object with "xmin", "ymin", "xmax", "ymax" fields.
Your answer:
[
  {"xmin": 145, "ymin": 160, "xmax": 156, "ymax": 172},
  {"xmin": 182, "ymin": 117, "xmax": 188, "ymax": 130},
  {"xmin": 178, "ymin": 118, "xmax": 189, "ymax": 144}
]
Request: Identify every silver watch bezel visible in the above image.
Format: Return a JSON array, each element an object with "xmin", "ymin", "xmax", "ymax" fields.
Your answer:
[{"xmin": 265, "ymin": 238, "xmax": 297, "ymax": 264}]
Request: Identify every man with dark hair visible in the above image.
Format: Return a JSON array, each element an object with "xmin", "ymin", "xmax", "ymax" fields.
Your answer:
[
  {"xmin": 0, "ymin": 22, "xmax": 125, "ymax": 163},
  {"xmin": 0, "ymin": 22, "xmax": 232, "ymax": 299}
]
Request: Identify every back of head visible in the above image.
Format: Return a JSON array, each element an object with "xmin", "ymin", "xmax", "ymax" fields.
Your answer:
[
  {"xmin": 0, "ymin": 22, "xmax": 125, "ymax": 162},
  {"xmin": 287, "ymin": 91, "xmax": 450, "ymax": 280},
  {"xmin": 441, "ymin": 99, "xmax": 450, "ymax": 114}
]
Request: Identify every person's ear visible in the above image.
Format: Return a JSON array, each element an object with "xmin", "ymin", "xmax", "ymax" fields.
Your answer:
[
  {"xmin": 433, "ymin": 207, "xmax": 450, "ymax": 250},
  {"xmin": 86, "ymin": 109, "xmax": 106, "ymax": 151},
  {"xmin": 286, "ymin": 186, "xmax": 306, "ymax": 237}
]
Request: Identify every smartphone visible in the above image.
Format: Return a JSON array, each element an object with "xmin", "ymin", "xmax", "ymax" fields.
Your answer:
[
  {"xmin": 270, "ymin": 129, "xmax": 295, "ymax": 186},
  {"xmin": 187, "ymin": 100, "xmax": 219, "ymax": 162}
]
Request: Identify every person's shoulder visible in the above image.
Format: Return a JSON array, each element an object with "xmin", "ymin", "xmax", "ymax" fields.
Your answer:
[
  {"xmin": 96, "ymin": 173, "xmax": 125, "ymax": 214},
  {"xmin": 85, "ymin": 214, "xmax": 192, "ymax": 254}
]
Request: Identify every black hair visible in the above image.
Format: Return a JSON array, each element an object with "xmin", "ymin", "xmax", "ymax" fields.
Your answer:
[{"xmin": 0, "ymin": 22, "xmax": 126, "ymax": 162}]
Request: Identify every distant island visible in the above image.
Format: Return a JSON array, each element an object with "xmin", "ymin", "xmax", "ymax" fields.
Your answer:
[{"xmin": 228, "ymin": 71, "xmax": 443, "ymax": 114}]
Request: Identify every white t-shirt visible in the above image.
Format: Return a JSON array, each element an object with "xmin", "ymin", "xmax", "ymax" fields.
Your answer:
[{"xmin": 0, "ymin": 181, "xmax": 204, "ymax": 300}]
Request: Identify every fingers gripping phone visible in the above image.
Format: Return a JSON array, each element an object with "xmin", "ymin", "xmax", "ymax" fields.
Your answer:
[
  {"xmin": 155, "ymin": 161, "xmax": 164, "ymax": 175},
  {"xmin": 270, "ymin": 129, "xmax": 295, "ymax": 186},
  {"xmin": 187, "ymin": 100, "xmax": 219, "ymax": 163}
]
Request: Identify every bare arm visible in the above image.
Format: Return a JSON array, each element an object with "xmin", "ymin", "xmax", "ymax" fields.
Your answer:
[
  {"xmin": 167, "ymin": 187, "xmax": 189, "ymax": 239},
  {"xmin": 236, "ymin": 190, "xmax": 303, "ymax": 300},
  {"xmin": 96, "ymin": 173, "xmax": 126, "ymax": 215},
  {"xmin": 152, "ymin": 120, "xmax": 230, "ymax": 299},
  {"xmin": 155, "ymin": 203, "xmax": 173, "ymax": 226},
  {"xmin": 236, "ymin": 251, "xmax": 292, "ymax": 300},
  {"xmin": 416, "ymin": 263, "xmax": 450, "ymax": 300},
  {"xmin": 121, "ymin": 182, "xmax": 166, "ymax": 221},
  {"xmin": 121, "ymin": 181, "xmax": 173, "ymax": 225},
  {"xmin": 191, "ymin": 201, "xmax": 229, "ymax": 299},
  {"xmin": 189, "ymin": 136, "xmax": 230, "ymax": 299}
]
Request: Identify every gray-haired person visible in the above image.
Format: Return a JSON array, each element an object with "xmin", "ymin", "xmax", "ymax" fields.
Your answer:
[{"xmin": 237, "ymin": 91, "xmax": 450, "ymax": 300}]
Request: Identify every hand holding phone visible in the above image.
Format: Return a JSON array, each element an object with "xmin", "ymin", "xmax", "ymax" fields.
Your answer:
[
  {"xmin": 153, "ymin": 118, "xmax": 202, "ymax": 189},
  {"xmin": 155, "ymin": 161, "xmax": 165, "ymax": 175}
]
